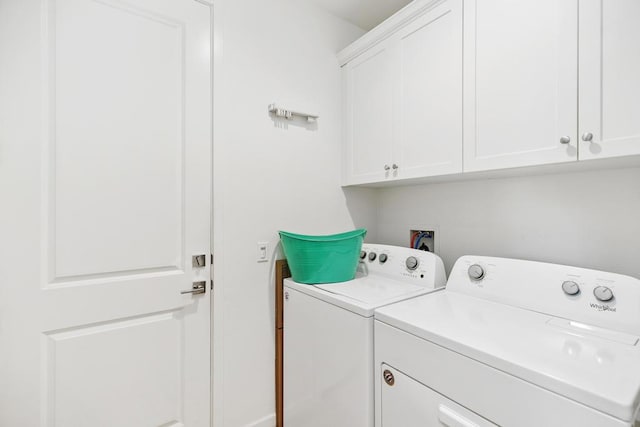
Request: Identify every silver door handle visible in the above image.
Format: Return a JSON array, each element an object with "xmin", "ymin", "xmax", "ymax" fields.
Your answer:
[
  {"xmin": 384, "ymin": 164, "xmax": 391, "ymax": 171},
  {"xmin": 181, "ymin": 281, "xmax": 206, "ymax": 295},
  {"xmin": 560, "ymin": 136, "xmax": 571, "ymax": 144},
  {"xmin": 582, "ymin": 132, "xmax": 594, "ymax": 142},
  {"xmin": 392, "ymin": 163, "xmax": 399, "ymax": 170}
]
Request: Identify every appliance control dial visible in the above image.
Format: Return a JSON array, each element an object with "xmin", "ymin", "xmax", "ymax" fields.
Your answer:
[
  {"xmin": 468, "ymin": 264, "xmax": 485, "ymax": 281},
  {"xmin": 405, "ymin": 256, "xmax": 419, "ymax": 271},
  {"xmin": 379, "ymin": 253, "xmax": 388, "ymax": 263},
  {"xmin": 368, "ymin": 252, "xmax": 377, "ymax": 261},
  {"xmin": 593, "ymin": 286, "xmax": 614, "ymax": 302},
  {"xmin": 360, "ymin": 251, "xmax": 366, "ymax": 260},
  {"xmin": 561, "ymin": 281, "xmax": 580, "ymax": 296}
]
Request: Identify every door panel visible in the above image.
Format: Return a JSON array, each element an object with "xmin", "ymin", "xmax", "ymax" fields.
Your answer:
[
  {"xmin": 463, "ymin": 0, "xmax": 578, "ymax": 172},
  {"xmin": 344, "ymin": 44, "xmax": 394, "ymax": 185},
  {"xmin": 395, "ymin": 0, "xmax": 462, "ymax": 179},
  {"xmin": 579, "ymin": 0, "xmax": 640, "ymax": 160},
  {"xmin": 52, "ymin": 0, "xmax": 184, "ymax": 279},
  {"xmin": 380, "ymin": 365, "xmax": 498, "ymax": 427},
  {"xmin": 47, "ymin": 312, "xmax": 181, "ymax": 426},
  {"xmin": 0, "ymin": 0, "xmax": 211, "ymax": 425}
]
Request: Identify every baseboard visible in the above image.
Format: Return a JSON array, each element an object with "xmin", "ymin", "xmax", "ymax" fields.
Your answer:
[{"xmin": 246, "ymin": 413, "xmax": 275, "ymax": 427}]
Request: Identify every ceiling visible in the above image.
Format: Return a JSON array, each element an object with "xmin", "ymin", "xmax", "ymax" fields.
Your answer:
[{"xmin": 307, "ymin": 0, "xmax": 413, "ymax": 31}]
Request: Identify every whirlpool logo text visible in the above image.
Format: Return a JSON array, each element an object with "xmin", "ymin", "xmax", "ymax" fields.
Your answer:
[{"xmin": 589, "ymin": 303, "xmax": 617, "ymax": 312}]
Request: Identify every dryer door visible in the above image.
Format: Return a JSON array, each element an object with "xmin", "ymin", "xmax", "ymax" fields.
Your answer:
[{"xmin": 380, "ymin": 364, "xmax": 497, "ymax": 427}]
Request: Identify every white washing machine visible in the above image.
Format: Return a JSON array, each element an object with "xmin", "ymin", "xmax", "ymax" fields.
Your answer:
[
  {"xmin": 375, "ymin": 256, "xmax": 640, "ymax": 427},
  {"xmin": 284, "ymin": 244, "xmax": 446, "ymax": 427}
]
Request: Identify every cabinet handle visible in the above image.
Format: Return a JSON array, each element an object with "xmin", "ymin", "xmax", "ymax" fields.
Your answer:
[
  {"xmin": 384, "ymin": 164, "xmax": 391, "ymax": 171},
  {"xmin": 560, "ymin": 136, "xmax": 571, "ymax": 144},
  {"xmin": 582, "ymin": 132, "xmax": 594, "ymax": 142},
  {"xmin": 392, "ymin": 164, "xmax": 399, "ymax": 170}
]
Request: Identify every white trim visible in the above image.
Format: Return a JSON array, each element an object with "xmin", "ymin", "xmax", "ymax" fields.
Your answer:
[
  {"xmin": 211, "ymin": 1, "xmax": 225, "ymax": 426},
  {"xmin": 246, "ymin": 413, "xmax": 276, "ymax": 427},
  {"xmin": 337, "ymin": 0, "xmax": 444, "ymax": 66}
]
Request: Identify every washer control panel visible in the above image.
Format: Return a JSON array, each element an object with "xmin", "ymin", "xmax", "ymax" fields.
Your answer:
[
  {"xmin": 448, "ymin": 256, "xmax": 640, "ymax": 336},
  {"xmin": 359, "ymin": 244, "xmax": 446, "ymax": 289}
]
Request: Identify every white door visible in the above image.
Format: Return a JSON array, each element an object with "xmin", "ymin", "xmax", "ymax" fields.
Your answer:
[
  {"xmin": 463, "ymin": 0, "xmax": 578, "ymax": 172},
  {"xmin": 343, "ymin": 43, "xmax": 395, "ymax": 185},
  {"xmin": 380, "ymin": 365, "xmax": 498, "ymax": 427},
  {"xmin": 393, "ymin": 0, "xmax": 463, "ymax": 180},
  {"xmin": 579, "ymin": 0, "xmax": 640, "ymax": 160},
  {"xmin": 0, "ymin": 0, "xmax": 211, "ymax": 426}
]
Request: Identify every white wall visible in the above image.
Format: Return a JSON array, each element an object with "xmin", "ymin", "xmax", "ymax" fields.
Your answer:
[
  {"xmin": 376, "ymin": 167, "xmax": 640, "ymax": 278},
  {"xmin": 212, "ymin": 2, "xmax": 373, "ymax": 426}
]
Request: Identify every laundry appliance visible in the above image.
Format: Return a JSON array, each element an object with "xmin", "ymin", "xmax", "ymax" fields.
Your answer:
[
  {"xmin": 284, "ymin": 244, "xmax": 446, "ymax": 427},
  {"xmin": 375, "ymin": 256, "xmax": 640, "ymax": 427}
]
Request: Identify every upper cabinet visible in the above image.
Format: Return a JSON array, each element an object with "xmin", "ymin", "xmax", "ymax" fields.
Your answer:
[
  {"xmin": 395, "ymin": 2, "xmax": 463, "ymax": 180},
  {"xmin": 341, "ymin": 0, "xmax": 463, "ymax": 186},
  {"xmin": 340, "ymin": 0, "xmax": 640, "ymax": 186},
  {"xmin": 463, "ymin": 0, "xmax": 578, "ymax": 172},
  {"xmin": 578, "ymin": 0, "xmax": 640, "ymax": 161},
  {"xmin": 343, "ymin": 42, "xmax": 395, "ymax": 185}
]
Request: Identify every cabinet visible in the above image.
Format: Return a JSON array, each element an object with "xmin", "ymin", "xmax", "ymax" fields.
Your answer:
[
  {"xmin": 578, "ymin": 0, "xmax": 640, "ymax": 160},
  {"xmin": 343, "ymin": 43, "xmax": 395, "ymax": 185},
  {"xmin": 461, "ymin": 0, "xmax": 640, "ymax": 172},
  {"xmin": 342, "ymin": 0, "xmax": 462, "ymax": 185},
  {"xmin": 341, "ymin": 0, "xmax": 640, "ymax": 186},
  {"xmin": 463, "ymin": 0, "xmax": 579, "ymax": 172}
]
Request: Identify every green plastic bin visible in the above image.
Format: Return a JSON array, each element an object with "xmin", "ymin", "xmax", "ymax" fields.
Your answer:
[{"xmin": 279, "ymin": 229, "xmax": 367, "ymax": 284}]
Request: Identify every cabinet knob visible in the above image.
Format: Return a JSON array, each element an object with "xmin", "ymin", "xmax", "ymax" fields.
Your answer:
[
  {"xmin": 560, "ymin": 136, "xmax": 571, "ymax": 144},
  {"xmin": 392, "ymin": 164, "xmax": 399, "ymax": 170},
  {"xmin": 384, "ymin": 164, "xmax": 390, "ymax": 171},
  {"xmin": 582, "ymin": 132, "xmax": 594, "ymax": 142}
]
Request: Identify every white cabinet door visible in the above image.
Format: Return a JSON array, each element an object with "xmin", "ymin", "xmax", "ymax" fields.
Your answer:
[
  {"xmin": 344, "ymin": 43, "xmax": 395, "ymax": 185},
  {"xmin": 0, "ymin": 0, "xmax": 211, "ymax": 425},
  {"xmin": 394, "ymin": 0, "xmax": 463, "ymax": 179},
  {"xmin": 463, "ymin": 0, "xmax": 578, "ymax": 172},
  {"xmin": 579, "ymin": 0, "xmax": 640, "ymax": 160}
]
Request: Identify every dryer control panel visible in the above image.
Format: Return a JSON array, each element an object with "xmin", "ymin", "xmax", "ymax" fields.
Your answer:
[{"xmin": 448, "ymin": 256, "xmax": 640, "ymax": 337}]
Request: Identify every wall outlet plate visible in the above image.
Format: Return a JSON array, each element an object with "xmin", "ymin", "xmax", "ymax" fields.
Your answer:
[{"xmin": 257, "ymin": 242, "xmax": 269, "ymax": 263}]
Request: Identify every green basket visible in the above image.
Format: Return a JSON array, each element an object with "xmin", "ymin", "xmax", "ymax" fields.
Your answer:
[{"xmin": 279, "ymin": 229, "xmax": 367, "ymax": 284}]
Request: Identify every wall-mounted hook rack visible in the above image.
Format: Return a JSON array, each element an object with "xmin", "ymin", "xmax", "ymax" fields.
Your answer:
[{"xmin": 268, "ymin": 103, "xmax": 318, "ymax": 122}]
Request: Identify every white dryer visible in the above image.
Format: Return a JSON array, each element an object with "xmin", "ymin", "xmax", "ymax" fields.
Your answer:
[
  {"xmin": 375, "ymin": 256, "xmax": 640, "ymax": 427},
  {"xmin": 284, "ymin": 244, "xmax": 446, "ymax": 427}
]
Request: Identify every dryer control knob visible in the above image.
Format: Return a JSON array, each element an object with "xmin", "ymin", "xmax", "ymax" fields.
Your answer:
[
  {"xmin": 359, "ymin": 250, "xmax": 367, "ymax": 260},
  {"xmin": 468, "ymin": 264, "xmax": 485, "ymax": 281},
  {"xmin": 562, "ymin": 281, "xmax": 580, "ymax": 296},
  {"xmin": 593, "ymin": 286, "xmax": 614, "ymax": 302},
  {"xmin": 405, "ymin": 256, "xmax": 419, "ymax": 271},
  {"xmin": 379, "ymin": 253, "xmax": 388, "ymax": 264},
  {"xmin": 368, "ymin": 252, "xmax": 377, "ymax": 261}
]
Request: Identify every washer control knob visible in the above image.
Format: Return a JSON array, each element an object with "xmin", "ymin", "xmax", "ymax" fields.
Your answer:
[
  {"xmin": 593, "ymin": 286, "xmax": 614, "ymax": 302},
  {"xmin": 562, "ymin": 281, "xmax": 580, "ymax": 296},
  {"xmin": 405, "ymin": 256, "xmax": 419, "ymax": 271},
  {"xmin": 468, "ymin": 264, "xmax": 485, "ymax": 281},
  {"xmin": 368, "ymin": 252, "xmax": 377, "ymax": 261},
  {"xmin": 379, "ymin": 253, "xmax": 388, "ymax": 263},
  {"xmin": 360, "ymin": 250, "xmax": 367, "ymax": 260}
]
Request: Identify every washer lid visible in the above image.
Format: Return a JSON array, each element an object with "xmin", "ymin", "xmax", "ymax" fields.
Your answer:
[
  {"xmin": 375, "ymin": 291, "xmax": 640, "ymax": 422},
  {"xmin": 284, "ymin": 276, "xmax": 437, "ymax": 317}
]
